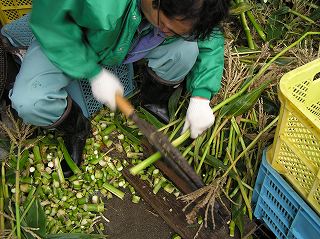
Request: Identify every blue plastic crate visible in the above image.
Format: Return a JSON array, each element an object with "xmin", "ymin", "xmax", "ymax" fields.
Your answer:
[
  {"xmin": 0, "ymin": 39, "xmax": 7, "ymax": 99},
  {"xmin": 66, "ymin": 64, "xmax": 135, "ymax": 118},
  {"xmin": 252, "ymin": 148, "xmax": 320, "ymax": 239},
  {"xmin": 1, "ymin": 14, "xmax": 34, "ymax": 47}
]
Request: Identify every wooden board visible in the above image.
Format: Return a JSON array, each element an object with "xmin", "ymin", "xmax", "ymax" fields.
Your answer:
[{"xmin": 123, "ymin": 168, "xmax": 235, "ymax": 239}]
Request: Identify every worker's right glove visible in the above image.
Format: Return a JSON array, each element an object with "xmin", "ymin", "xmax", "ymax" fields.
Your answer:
[{"xmin": 90, "ymin": 68, "xmax": 124, "ymax": 111}]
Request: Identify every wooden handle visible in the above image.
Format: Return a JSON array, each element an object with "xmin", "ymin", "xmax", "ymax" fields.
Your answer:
[{"xmin": 115, "ymin": 93, "xmax": 134, "ymax": 118}]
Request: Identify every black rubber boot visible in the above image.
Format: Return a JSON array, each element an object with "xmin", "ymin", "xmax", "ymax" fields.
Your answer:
[
  {"xmin": 141, "ymin": 67, "xmax": 182, "ymax": 123},
  {"xmin": 48, "ymin": 97, "xmax": 91, "ymax": 177}
]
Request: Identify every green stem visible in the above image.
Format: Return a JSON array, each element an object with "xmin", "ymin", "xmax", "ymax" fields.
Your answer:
[
  {"xmin": 246, "ymin": 10, "xmax": 266, "ymax": 41},
  {"xmin": 153, "ymin": 177, "xmax": 166, "ymax": 194},
  {"xmin": 229, "ymin": 220, "xmax": 235, "ymax": 237},
  {"xmin": 8, "ymin": 197, "xmax": 36, "ymax": 239},
  {"xmin": 158, "ymin": 119, "xmax": 181, "ymax": 132},
  {"xmin": 222, "ymin": 116, "xmax": 279, "ymax": 178},
  {"xmin": 1, "ymin": 162, "xmax": 8, "ymax": 198},
  {"xmin": 230, "ymin": 117, "xmax": 253, "ymax": 177},
  {"xmin": 57, "ymin": 137, "xmax": 81, "ymax": 175},
  {"xmin": 218, "ymin": 130, "xmax": 224, "ymax": 158},
  {"xmin": 196, "ymin": 117, "xmax": 228, "ymax": 174},
  {"xmin": 226, "ymin": 151, "xmax": 252, "ymax": 220},
  {"xmin": 305, "ymin": 2, "xmax": 319, "ymax": 9},
  {"xmin": 15, "ymin": 146, "xmax": 21, "ymax": 239},
  {"xmin": 169, "ymin": 119, "xmax": 185, "ymax": 141},
  {"xmin": 223, "ymin": 126, "xmax": 234, "ymax": 165},
  {"xmin": 182, "ymin": 141, "xmax": 196, "ymax": 157},
  {"xmin": 102, "ymin": 183, "xmax": 125, "ymax": 199},
  {"xmin": 32, "ymin": 145, "xmax": 42, "ymax": 163},
  {"xmin": 129, "ymin": 131, "xmax": 190, "ymax": 175},
  {"xmin": 21, "ymin": 197, "xmax": 36, "ymax": 220},
  {"xmin": 0, "ymin": 186, "xmax": 4, "ymax": 235},
  {"xmin": 23, "ymin": 186, "xmax": 36, "ymax": 208},
  {"xmin": 54, "ymin": 156, "xmax": 65, "ymax": 184},
  {"xmin": 288, "ymin": 9, "xmax": 315, "ymax": 24},
  {"xmin": 241, "ymin": 12, "xmax": 255, "ymax": 49},
  {"xmin": 83, "ymin": 203, "xmax": 105, "ymax": 212},
  {"xmin": 212, "ymin": 31, "xmax": 320, "ymax": 113},
  {"xmin": 235, "ymin": 0, "xmax": 254, "ymax": 49},
  {"xmin": 101, "ymin": 124, "xmax": 116, "ymax": 136}
]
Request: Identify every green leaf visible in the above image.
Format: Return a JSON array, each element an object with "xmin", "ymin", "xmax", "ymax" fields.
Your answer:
[
  {"xmin": 22, "ymin": 230, "xmax": 33, "ymax": 239},
  {"xmin": 231, "ymin": 200, "xmax": 246, "ymax": 238},
  {"xmin": 9, "ymin": 150, "xmax": 29, "ymax": 169},
  {"xmin": 168, "ymin": 86, "xmax": 182, "ymax": 121},
  {"xmin": 138, "ymin": 107, "xmax": 165, "ymax": 129},
  {"xmin": 220, "ymin": 80, "xmax": 272, "ymax": 117},
  {"xmin": 46, "ymin": 233, "xmax": 106, "ymax": 239},
  {"xmin": 266, "ymin": 9, "xmax": 289, "ymax": 42},
  {"xmin": 310, "ymin": 8, "xmax": 320, "ymax": 21},
  {"xmin": 273, "ymin": 6, "xmax": 290, "ymax": 15},
  {"xmin": 23, "ymin": 199, "xmax": 46, "ymax": 238},
  {"xmin": 5, "ymin": 168, "xmax": 16, "ymax": 184},
  {"xmin": 204, "ymin": 155, "xmax": 237, "ymax": 179},
  {"xmin": 39, "ymin": 135, "xmax": 58, "ymax": 145},
  {"xmin": 274, "ymin": 56, "xmax": 294, "ymax": 65},
  {"xmin": 194, "ymin": 134, "xmax": 206, "ymax": 164}
]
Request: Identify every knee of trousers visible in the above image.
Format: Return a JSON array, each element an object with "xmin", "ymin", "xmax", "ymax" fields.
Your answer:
[
  {"xmin": 9, "ymin": 86, "xmax": 66, "ymax": 127},
  {"xmin": 172, "ymin": 41, "xmax": 199, "ymax": 73},
  {"xmin": 148, "ymin": 40, "xmax": 199, "ymax": 82}
]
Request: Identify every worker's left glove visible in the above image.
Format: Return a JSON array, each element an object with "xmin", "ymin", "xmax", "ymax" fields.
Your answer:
[{"xmin": 182, "ymin": 97, "xmax": 215, "ymax": 139}]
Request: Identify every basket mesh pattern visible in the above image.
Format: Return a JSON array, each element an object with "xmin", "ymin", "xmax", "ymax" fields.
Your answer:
[
  {"xmin": 1, "ymin": 13, "xmax": 33, "ymax": 47},
  {"xmin": 271, "ymin": 59, "xmax": 320, "ymax": 215},
  {"xmin": 292, "ymin": 81, "xmax": 309, "ymax": 103},
  {"xmin": 0, "ymin": 41, "xmax": 7, "ymax": 99},
  {"xmin": 78, "ymin": 79, "xmax": 102, "ymax": 116},
  {"xmin": 253, "ymin": 149, "xmax": 320, "ymax": 239},
  {"xmin": 308, "ymin": 101, "xmax": 320, "ymax": 117},
  {"xmin": 0, "ymin": 0, "xmax": 32, "ymax": 24},
  {"xmin": 274, "ymin": 112, "xmax": 320, "ymax": 213},
  {"xmin": 289, "ymin": 72, "xmax": 320, "ymax": 124},
  {"xmin": 284, "ymin": 113, "xmax": 320, "ymax": 167},
  {"xmin": 315, "ymin": 188, "xmax": 320, "ymax": 204},
  {"xmin": 278, "ymin": 141, "xmax": 315, "ymax": 192},
  {"xmin": 256, "ymin": 166, "xmax": 299, "ymax": 239},
  {"xmin": 77, "ymin": 64, "xmax": 135, "ymax": 117}
]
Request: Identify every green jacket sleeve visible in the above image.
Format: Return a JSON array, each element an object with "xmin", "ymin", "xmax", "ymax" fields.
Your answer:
[
  {"xmin": 30, "ymin": 0, "xmax": 129, "ymax": 79},
  {"xmin": 186, "ymin": 32, "xmax": 225, "ymax": 99}
]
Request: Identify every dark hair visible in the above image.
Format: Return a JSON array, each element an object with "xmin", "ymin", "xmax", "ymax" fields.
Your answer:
[{"xmin": 152, "ymin": 0, "xmax": 231, "ymax": 40}]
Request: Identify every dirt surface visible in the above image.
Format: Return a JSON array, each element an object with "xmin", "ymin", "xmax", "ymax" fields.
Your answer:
[
  {"xmin": 103, "ymin": 190, "xmax": 175, "ymax": 239},
  {"xmin": 102, "ymin": 188, "xmax": 271, "ymax": 239}
]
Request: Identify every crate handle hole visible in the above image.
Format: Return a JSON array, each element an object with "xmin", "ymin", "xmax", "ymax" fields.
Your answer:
[{"xmin": 313, "ymin": 72, "xmax": 320, "ymax": 82}]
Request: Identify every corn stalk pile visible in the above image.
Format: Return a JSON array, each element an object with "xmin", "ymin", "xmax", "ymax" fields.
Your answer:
[
  {"xmin": 1, "ymin": 0, "xmax": 320, "ymax": 238},
  {"xmin": 132, "ymin": 0, "xmax": 320, "ymax": 236},
  {"xmin": 0, "ymin": 107, "xmax": 181, "ymax": 238}
]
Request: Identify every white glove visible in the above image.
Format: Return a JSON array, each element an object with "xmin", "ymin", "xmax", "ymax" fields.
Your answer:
[
  {"xmin": 182, "ymin": 97, "xmax": 215, "ymax": 139},
  {"xmin": 90, "ymin": 68, "xmax": 124, "ymax": 111}
]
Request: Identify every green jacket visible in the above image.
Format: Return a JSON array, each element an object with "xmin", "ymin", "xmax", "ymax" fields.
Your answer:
[{"xmin": 30, "ymin": 0, "xmax": 224, "ymax": 99}]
